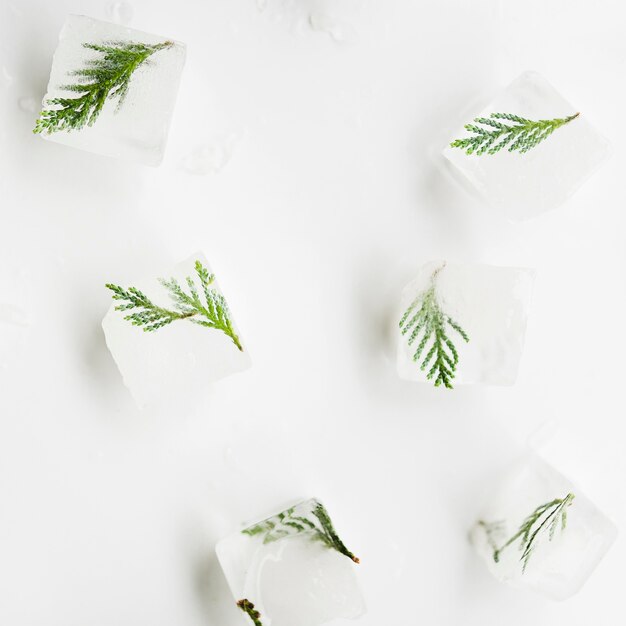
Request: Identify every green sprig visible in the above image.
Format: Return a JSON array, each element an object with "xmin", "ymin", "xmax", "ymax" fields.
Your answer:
[
  {"xmin": 242, "ymin": 500, "xmax": 359, "ymax": 563},
  {"xmin": 490, "ymin": 493, "xmax": 575, "ymax": 573},
  {"xmin": 399, "ymin": 264, "xmax": 469, "ymax": 389},
  {"xmin": 450, "ymin": 112, "xmax": 580, "ymax": 155},
  {"xmin": 105, "ymin": 260, "xmax": 243, "ymax": 351},
  {"xmin": 34, "ymin": 40, "xmax": 173, "ymax": 134}
]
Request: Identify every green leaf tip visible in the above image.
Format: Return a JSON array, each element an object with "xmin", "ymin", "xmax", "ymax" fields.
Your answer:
[
  {"xmin": 399, "ymin": 264, "xmax": 469, "ymax": 389},
  {"xmin": 237, "ymin": 599, "xmax": 263, "ymax": 626},
  {"xmin": 450, "ymin": 112, "xmax": 579, "ymax": 155},
  {"xmin": 487, "ymin": 493, "xmax": 575, "ymax": 573},
  {"xmin": 34, "ymin": 40, "xmax": 174, "ymax": 134},
  {"xmin": 105, "ymin": 260, "xmax": 243, "ymax": 351}
]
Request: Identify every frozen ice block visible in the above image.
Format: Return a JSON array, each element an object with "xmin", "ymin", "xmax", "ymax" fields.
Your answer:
[
  {"xmin": 216, "ymin": 499, "xmax": 365, "ymax": 626},
  {"xmin": 35, "ymin": 15, "xmax": 185, "ymax": 166},
  {"xmin": 397, "ymin": 261, "xmax": 535, "ymax": 387},
  {"xmin": 442, "ymin": 72, "xmax": 610, "ymax": 220},
  {"xmin": 102, "ymin": 253, "xmax": 250, "ymax": 408},
  {"xmin": 470, "ymin": 454, "xmax": 617, "ymax": 600}
]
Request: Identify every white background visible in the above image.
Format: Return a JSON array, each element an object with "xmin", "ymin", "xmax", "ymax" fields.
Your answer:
[{"xmin": 1, "ymin": 1, "xmax": 625, "ymax": 625}]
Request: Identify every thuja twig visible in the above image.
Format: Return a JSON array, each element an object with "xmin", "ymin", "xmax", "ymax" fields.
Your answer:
[
  {"xmin": 491, "ymin": 493, "xmax": 575, "ymax": 572},
  {"xmin": 106, "ymin": 260, "xmax": 243, "ymax": 351},
  {"xmin": 242, "ymin": 500, "xmax": 359, "ymax": 563},
  {"xmin": 399, "ymin": 263, "xmax": 469, "ymax": 389},
  {"xmin": 450, "ymin": 112, "xmax": 579, "ymax": 155},
  {"xmin": 34, "ymin": 40, "xmax": 173, "ymax": 134}
]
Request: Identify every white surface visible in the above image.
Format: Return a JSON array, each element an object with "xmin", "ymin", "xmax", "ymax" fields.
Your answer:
[
  {"xmin": 442, "ymin": 71, "xmax": 610, "ymax": 221},
  {"xmin": 216, "ymin": 499, "xmax": 365, "ymax": 626},
  {"xmin": 102, "ymin": 252, "xmax": 250, "ymax": 410},
  {"xmin": 40, "ymin": 14, "xmax": 186, "ymax": 166},
  {"xmin": 470, "ymin": 454, "xmax": 617, "ymax": 600},
  {"xmin": 0, "ymin": 1, "xmax": 625, "ymax": 626},
  {"xmin": 396, "ymin": 261, "xmax": 535, "ymax": 386}
]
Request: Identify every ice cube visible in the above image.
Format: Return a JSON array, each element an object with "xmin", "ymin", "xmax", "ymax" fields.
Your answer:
[
  {"xmin": 36, "ymin": 15, "xmax": 185, "ymax": 166},
  {"xmin": 102, "ymin": 253, "xmax": 250, "ymax": 409},
  {"xmin": 216, "ymin": 499, "xmax": 365, "ymax": 626},
  {"xmin": 469, "ymin": 454, "xmax": 617, "ymax": 600},
  {"xmin": 396, "ymin": 261, "xmax": 535, "ymax": 387},
  {"xmin": 442, "ymin": 72, "xmax": 610, "ymax": 220}
]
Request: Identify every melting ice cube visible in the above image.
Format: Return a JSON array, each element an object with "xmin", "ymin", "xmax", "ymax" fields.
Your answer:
[
  {"xmin": 102, "ymin": 252, "xmax": 250, "ymax": 409},
  {"xmin": 36, "ymin": 15, "xmax": 185, "ymax": 166},
  {"xmin": 470, "ymin": 454, "xmax": 617, "ymax": 600},
  {"xmin": 216, "ymin": 499, "xmax": 365, "ymax": 626},
  {"xmin": 442, "ymin": 71, "xmax": 610, "ymax": 220},
  {"xmin": 397, "ymin": 261, "xmax": 535, "ymax": 387}
]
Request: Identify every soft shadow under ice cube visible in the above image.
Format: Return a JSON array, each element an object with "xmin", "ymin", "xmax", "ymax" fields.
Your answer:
[
  {"xmin": 216, "ymin": 499, "xmax": 365, "ymax": 626},
  {"xmin": 469, "ymin": 454, "xmax": 617, "ymax": 600},
  {"xmin": 37, "ymin": 15, "xmax": 186, "ymax": 166},
  {"xmin": 102, "ymin": 253, "xmax": 251, "ymax": 410},
  {"xmin": 442, "ymin": 72, "xmax": 610, "ymax": 221}
]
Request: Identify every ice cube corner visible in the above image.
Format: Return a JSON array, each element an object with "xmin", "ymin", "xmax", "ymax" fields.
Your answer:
[
  {"xmin": 216, "ymin": 499, "xmax": 365, "ymax": 626},
  {"xmin": 442, "ymin": 71, "xmax": 610, "ymax": 220},
  {"xmin": 35, "ymin": 14, "xmax": 186, "ymax": 166}
]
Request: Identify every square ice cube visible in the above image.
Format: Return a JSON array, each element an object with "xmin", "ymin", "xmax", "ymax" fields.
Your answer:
[
  {"xmin": 35, "ymin": 15, "xmax": 185, "ymax": 166},
  {"xmin": 102, "ymin": 253, "xmax": 250, "ymax": 409},
  {"xmin": 216, "ymin": 499, "xmax": 365, "ymax": 626},
  {"xmin": 442, "ymin": 72, "xmax": 610, "ymax": 220},
  {"xmin": 469, "ymin": 454, "xmax": 617, "ymax": 600},
  {"xmin": 397, "ymin": 261, "xmax": 535, "ymax": 387}
]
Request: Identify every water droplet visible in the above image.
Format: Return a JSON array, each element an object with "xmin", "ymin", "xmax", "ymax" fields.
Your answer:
[
  {"xmin": 0, "ymin": 303, "xmax": 30, "ymax": 327},
  {"xmin": 106, "ymin": 1, "xmax": 134, "ymax": 24},
  {"xmin": 309, "ymin": 12, "xmax": 358, "ymax": 43},
  {"xmin": 1, "ymin": 66, "xmax": 14, "ymax": 88},
  {"xmin": 17, "ymin": 96, "xmax": 37, "ymax": 113},
  {"xmin": 181, "ymin": 134, "xmax": 240, "ymax": 176}
]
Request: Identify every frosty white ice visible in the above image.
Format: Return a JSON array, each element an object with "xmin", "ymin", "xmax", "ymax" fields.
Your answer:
[
  {"xmin": 35, "ymin": 15, "xmax": 185, "ymax": 165},
  {"xmin": 216, "ymin": 499, "xmax": 365, "ymax": 626}
]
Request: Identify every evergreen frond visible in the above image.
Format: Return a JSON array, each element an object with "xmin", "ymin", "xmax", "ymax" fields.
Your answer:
[
  {"xmin": 311, "ymin": 501, "xmax": 360, "ymax": 563},
  {"xmin": 491, "ymin": 493, "xmax": 575, "ymax": 573},
  {"xmin": 105, "ymin": 260, "xmax": 243, "ymax": 350},
  {"xmin": 450, "ymin": 112, "xmax": 579, "ymax": 155},
  {"xmin": 34, "ymin": 40, "xmax": 173, "ymax": 134},
  {"xmin": 399, "ymin": 264, "xmax": 469, "ymax": 389},
  {"xmin": 242, "ymin": 500, "xmax": 359, "ymax": 563},
  {"xmin": 237, "ymin": 599, "xmax": 263, "ymax": 626}
]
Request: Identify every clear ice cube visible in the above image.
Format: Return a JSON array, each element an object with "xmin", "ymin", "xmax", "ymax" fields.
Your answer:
[
  {"xmin": 469, "ymin": 454, "xmax": 617, "ymax": 600},
  {"xmin": 37, "ymin": 15, "xmax": 185, "ymax": 166},
  {"xmin": 442, "ymin": 72, "xmax": 610, "ymax": 220},
  {"xmin": 397, "ymin": 261, "xmax": 535, "ymax": 386},
  {"xmin": 216, "ymin": 499, "xmax": 365, "ymax": 626},
  {"xmin": 102, "ymin": 253, "xmax": 250, "ymax": 409}
]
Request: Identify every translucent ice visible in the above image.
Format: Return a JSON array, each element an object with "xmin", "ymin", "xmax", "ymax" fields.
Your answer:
[
  {"xmin": 102, "ymin": 253, "xmax": 250, "ymax": 409},
  {"xmin": 442, "ymin": 72, "xmax": 610, "ymax": 220},
  {"xmin": 37, "ymin": 15, "xmax": 185, "ymax": 166},
  {"xmin": 216, "ymin": 499, "xmax": 365, "ymax": 626},
  {"xmin": 396, "ymin": 261, "xmax": 535, "ymax": 386},
  {"xmin": 470, "ymin": 454, "xmax": 617, "ymax": 600}
]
